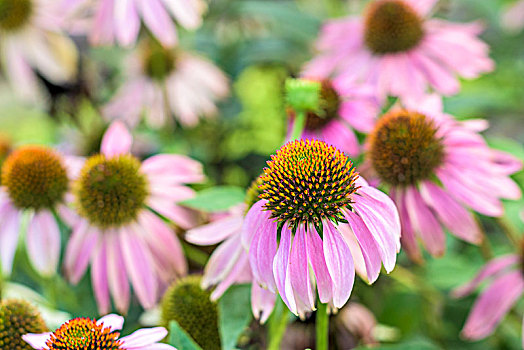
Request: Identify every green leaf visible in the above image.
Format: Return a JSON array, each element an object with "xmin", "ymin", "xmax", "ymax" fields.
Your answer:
[
  {"xmin": 218, "ymin": 284, "xmax": 253, "ymax": 350},
  {"xmin": 168, "ymin": 320, "xmax": 203, "ymax": 350},
  {"xmin": 180, "ymin": 186, "xmax": 245, "ymax": 212}
]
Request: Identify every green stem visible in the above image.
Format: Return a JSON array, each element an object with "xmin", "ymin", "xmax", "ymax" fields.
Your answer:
[
  {"xmin": 496, "ymin": 217, "xmax": 520, "ymax": 247},
  {"xmin": 268, "ymin": 297, "xmax": 292, "ymax": 350},
  {"xmin": 181, "ymin": 242, "xmax": 209, "ymax": 266},
  {"xmin": 290, "ymin": 110, "xmax": 306, "ymax": 141},
  {"xmin": 316, "ymin": 302, "xmax": 329, "ymax": 350}
]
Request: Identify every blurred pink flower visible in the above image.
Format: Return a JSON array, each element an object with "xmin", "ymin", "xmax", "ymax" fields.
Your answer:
[
  {"xmin": 65, "ymin": 121, "xmax": 205, "ymax": 314},
  {"xmin": 186, "ymin": 203, "xmax": 276, "ymax": 324},
  {"xmin": 62, "ymin": 0, "xmax": 206, "ymax": 47},
  {"xmin": 243, "ymin": 140, "xmax": 401, "ymax": 317},
  {"xmin": 452, "ymin": 254, "xmax": 524, "ymax": 346},
  {"xmin": 288, "ymin": 79, "xmax": 379, "ymax": 157},
  {"xmin": 338, "ymin": 302, "xmax": 379, "ymax": 346},
  {"xmin": 303, "ymin": 0, "xmax": 494, "ymax": 102},
  {"xmin": 23, "ymin": 313, "xmax": 175, "ymax": 349},
  {"xmin": 104, "ymin": 43, "xmax": 229, "ymax": 128},
  {"xmin": 502, "ymin": 0, "xmax": 524, "ymax": 32},
  {"xmin": 366, "ymin": 95, "xmax": 522, "ymax": 261},
  {"xmin": 0, "ymin": 0, "xmax": 78, "ymax": 103},
  {"xmin": 0, "ymin": 146, "xmax": 78, "ymax": 277}
]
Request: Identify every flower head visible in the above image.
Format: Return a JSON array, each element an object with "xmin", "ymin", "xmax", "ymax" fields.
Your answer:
[
  {"xmin": 161, "ymin": 275, "xmax": 220, "ymax": 350},
  {"xmin": 0, "ymin": 299, "xmax": 48, "ymax": 349},
  {"xmin": 0, "ymin": 0, "xmax": 78, "ymax": 103},
  {"xmin": 304, "ymin": 0, "xmax": 494, "ymax": 102},
  {"xmin": 0, "ymin": 146, "xmax": 77, "ymax": 276},
  {"xmin": 66, "ymin": 121, "xmax": 204, "ymax": 314},
  {"xmin": 366, "ymin": 96, "xmax": 522, "ymax": 261},
  {"xmin": 62, "ymin": 0, "xmax": 206, "ymax": 47},
  {"xmin": 244, "ymin": 139, "xmax": 401, "ymax": 316},
  {"xmin": 104, "ymin": 40, "xmax": 229, "ymax": 128},
  {"xmin": 289, "ymin": 79, "xmax": 379, "ymax": 157},
  {"xmin": 23, "ymin": 313, "xmax": 175, "ymax": 349}
]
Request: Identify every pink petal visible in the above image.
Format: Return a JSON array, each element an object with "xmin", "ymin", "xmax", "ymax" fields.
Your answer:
[
  {"xmin": 251, "ymin": 218, "xmax": 278, "ymax": 292},
  {"xmin": 105, "ymin": 232, "xmax": 131, "ymax": 314},
  {"xmin": 98, "ymin": 314, "xmax": 124, "ymax": 331},
  {"xmin": 114, "ymin": 0, "xmax": 140, "ymax": 47},
  {"xmin": 394, "ymin": 189, "xmax": 423, "ymax": 263},
  {"xmin": 323, "ymin": 221, "xmax": 354, "ymax": 309},
  {"xmin": 209, "ymin": 251, "xmax": 252, "ymax": 300},
  {"xmin": 120, "ymin": 327, "xmax": 169, "ymax": 347},
  {"xmin": 419, "ymin": 181, "xmax": 482, "ymax": 244},
  {"xmin": 26, "ymin": 210, "xmax": 61, "ymax": 276},
  {"xmin": 202, "ymin": 232, "xmax": 243, "ymax": 289},
  {"xmin": 101, "ymin": 121, "xmax": 132, "ymax": 157},
  {"xmin": 90, "ymin": 0, "xmax": 116, "ymax": 46},
  {"xmin": 186, "ymin": 214, "xmax": 243, "ymax": 245},
  {"xmin": 92, "ymin": 235, "xmax": 111, "ymax": 314},
  {"xmin": 404, "ymin": 186, "xmax": 446, "ymax": 257},
  {"xmin": 251, "ymin": 282, "xmax": 276, "ymax": 324},
  {"xmin": 452, "ymin": 254, "xmax": 520, "ymax": 298},
  {"xmin": 120, "ymin": 226, "xmax": 158, "ymax": 309},
  {"xmin": 241, "ymin": 200, "xmax": 269, "ymax": 249},
  {"xmin": 273, "ymin": 223, "xmax": 297, "ymax": 314},
  {"xmin": 307, "ymin": 225, "xmax": 333, "ymax": 304},
  {"xmin": 141, "ymin": 154, "xmax": 204, "ymax": 185},
  {"xmin": 136, "ymin": 0, "xmax": 177, "ymax": 47},
  {"xmin": 289, "ymin": 225, "xmax": 315, "ymax": 315},
  {"xmin": 162, "ymin": 0, "xmax": 203, "ymax": 29},
  {"xmin": 462, "ymin": 271, "xmax": 524, "ymax": 340},
  {"xmin": 22, "ymin": 332, "xmax": 52, "ymax": 348},
  {"xmin": 147, "ymin": 197, "xmax": 196, "ymax": 230},
  {"xmin": 0, "ymin": 205, "xmax": 21, "ymax": 276},
  {"xmin": 64, "ymin": 221, "xmax": 98, "ymax": 284},
  {"xmin": 321, "ymin": 120, "xmax": 360, "ymax": 157}
]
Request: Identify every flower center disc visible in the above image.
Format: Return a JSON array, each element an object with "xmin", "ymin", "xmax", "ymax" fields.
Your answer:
[
  {"xmin": 142, "ymin": 42, "xmax": 176, "ymax": 81},
  {"xmin": 368, "ymin": 110, "xmax": 444, "ymax": 186},
  {"xmin": 364, "ymin": 0, "xmax": 424, "ymax": 55},
  {"xmin": 45, "ymin": 318, "xmax": 124, "ymax": 350},
  {"xmin": 2, "ymin": 146, "xmax": 68, "ymax": 210},
  {"xmin": 75, "ymin": 154, "xmax": 148, "ymax": 228},
  {"xmin": 0, "ymin": 299, "xmax": 48, "ymax": 350},
  {"xmin": 0, "ymin": 0, "xmax": 32, "ymax": 31},
  {"xmin": 304, "ymin": 81, "xmax": 340, "ymax": 131},
  {"xmin": 260, "ymin": 139, "xmax": 358, "ymax": 228}
]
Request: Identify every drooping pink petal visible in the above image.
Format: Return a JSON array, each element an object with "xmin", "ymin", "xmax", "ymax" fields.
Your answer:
[
  {"xmin": 90, "ymin": 0, "xmax": 116, "ymax": 46},
  {"xmin": 114, "ymin": 0, "xmax": 140, "ymax": 47},
  {"xmin": 241, "ymin": 200, "xmax": 269, "ymax": 249},
  {"xmin": 251, "ymin": 282, "xmax": 276, "ymax": 324},
  {"xmin": 273, "ymin": 223, "xmax": 297, "ymax": 314},
  {"xmin": 404, "ymin": 186, "xmax": 445, "ymax": 257},
  {"xmin": 186, "ymin": 214, "xmax": 243, "ymax": 245},
  {"xmin": 91, "ymin": 235, "xmax": 111, "ymax": 314},
  {"xmin": 105, "ymin": 231, "xmax": 131, "ymax": 314},
  {"xmin": 64, "ymin": 221, "xmax": 98, "ymax": 284},
  {"xmin": 452, "ymin": 254, "xmax": 520, "ymax": 298},
  {"xmin": 141, "ymin": 154, "xmax": 205, "ymax": 185},
  {"xmin": 289, "ymin": 225, "xmax": 316, "ymax": 315},
  {"xmin": 0, "ymin": 205, "xmax": 21, "ymax": 275},
  {"xmin": 120, "ymin": 226, "xmax": 158, "ymax": 309},
  {"xmin": 394, "ymin": 189, "xmax": 423, "ymax": 263},
  {"xmin": 97, "ymin": 314, "xmax": 125, "ymax": 331},
  {"xmin": 147, "ymin": 196, "xmax": 197, "ymax": 230},
  {"xmin": 26, "ymin": 210, "xmax": 61, "ymax": 276},
  {"xmin": 101, "ymin": 121, "xmax": 133, "ymax": 157},
  {"xmin": 322, "ymin": 220, "xmax": 354, "ymax": 309},
  {"xmin": 202, "ymin": 232, "xmax": 243, "ymax": 290},
  {"xmin": 306, "ymin": 225, "xmax": 333, "ymax": 304},
  {"xmin": 321, "ymin": 120, "xmax": 360, "ymax": 157},
  {"xmin": 136, "ymin": 0, "xmax": 177, "ymax": 47},
  {"xmin": 210, "ymin": 251, "xmax": 252, "ymax": 300},
  {"xmin": 162, "ymin": 0, "xmax": 203, "ymax": 29},
  {"xmin": 251, "ymin": 218, "xmax": 278, "ymax": 292},
  {"xmin": 462, "ymin": 271, "xmax": 524, "ymax": 340},
  {"xmin": 419, "ymin": 181, "xmax": 482, "ymax": 244}
]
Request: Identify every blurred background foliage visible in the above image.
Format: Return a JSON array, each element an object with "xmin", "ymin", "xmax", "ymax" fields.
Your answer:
[{"xmin": 0, "ymin": 0, "xmax": 523, "ymax": 349}]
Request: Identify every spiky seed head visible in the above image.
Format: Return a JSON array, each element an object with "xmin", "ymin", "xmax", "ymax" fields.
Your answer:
[
  {"xmin": 364, "ymin": 0, "xmax": 424, "ymax": 55},
  {"xmin": 2, "ymin": 146, "xmax": 68, "ymax": 210},
  {"xmin": 74, "ymin": 154, "xmax": 149, "ymax": 228},
  {"xmin": 0, "ymin": 299, "xmax": 48, "ymax": 350},
  {"xmin": 161, "ymin": 276, "xmax": 220, "ymax": 350},
  {"xmin": 260, "ymin": 139, "xmax": 359, "ymax": 229},
  {"xmin": 368, "ymin": 109, "xmax": 444, "ymax": 186},
  {"xmin": 141, "ymin": 40, "xmax": 176, "ymax": 81}
]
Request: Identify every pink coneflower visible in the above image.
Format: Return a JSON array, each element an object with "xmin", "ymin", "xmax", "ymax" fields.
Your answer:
[
  {"xmin": 104, "ymin": 40, "xmax": 229, "ymax": 128},
  {"xmin": 303, "ymin": 0, "xmax": 494, "ymax": 102},
  {"xmin": 365, "ymin": 96, "xmax": 522, "ymax": 261},
  {"xmin": 23, "ymin": 313, "xmax": 175, "ymax": 349},
  {"xmin": 185, "ymin": 179, "xmax": 276, "ymax": 323},
  {"xmin": 62, "ymin": 0, "xmax": 206, "ymax": 47},
  {"xmin": 65, "ymin": 121, "xmax": 205, "ymax": 314},
  {"xmin": 288, "ymin": 79, "xmax": 379, "ymax": 157},
  {"xmin": 452, "ymin": 253, "xmax": 524, "ymax": 346},
  {"xmin": 502, "ymin": 0, "xmax": 524, "ymax": 32},
  {"xmin": 243, "ymin": 139, "xmax": 401, "ymax": 316},
  {"xmin": 0, "ymin": 146, "xmax": 77, "ymax": 276},
  {"xmin": 0, "ymin": 0, "xmax": 78, "ymax": 103}
]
